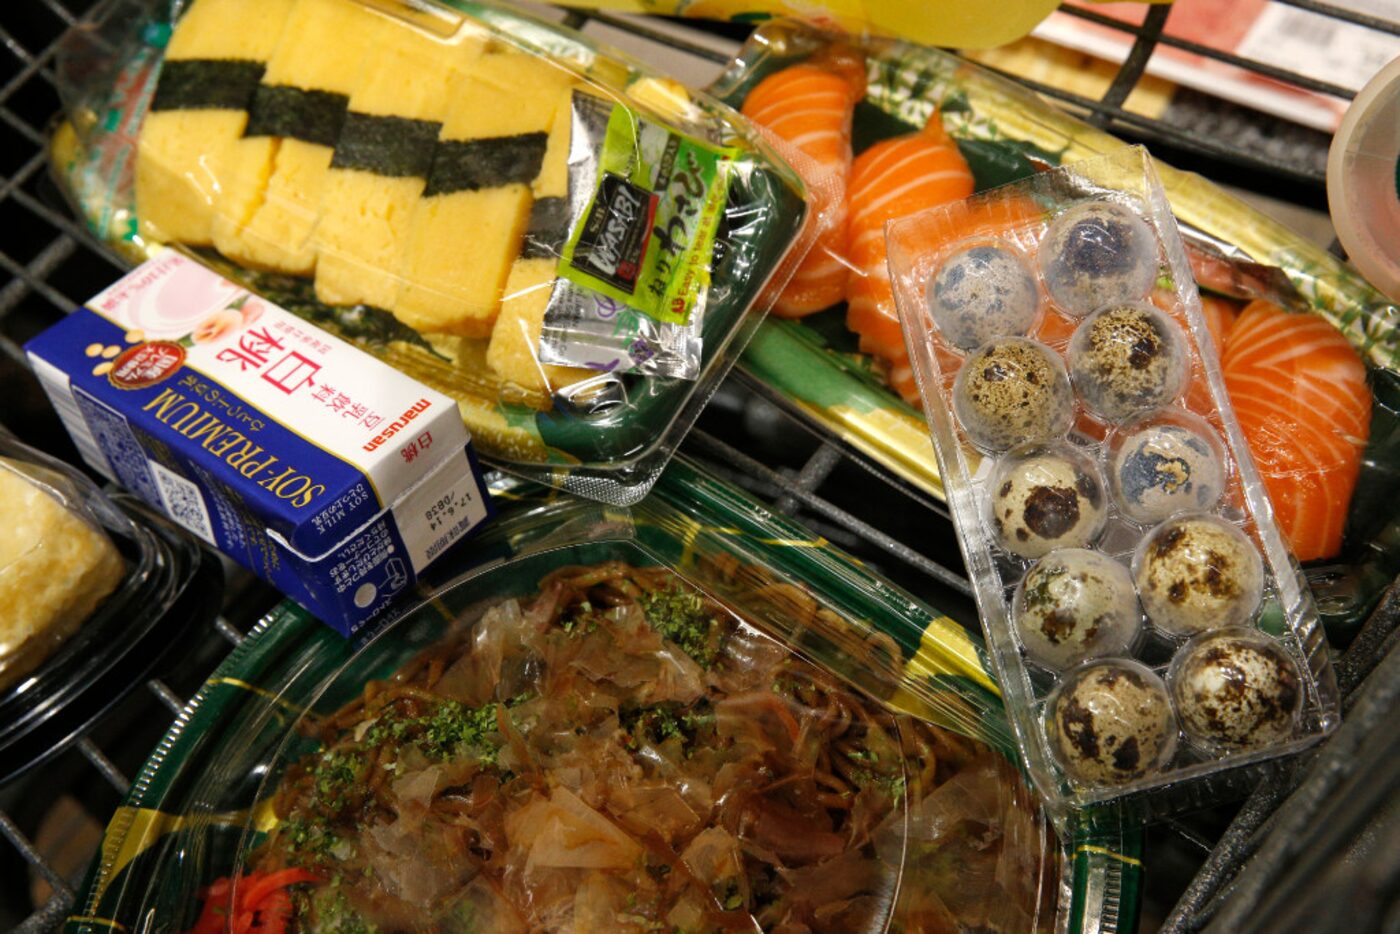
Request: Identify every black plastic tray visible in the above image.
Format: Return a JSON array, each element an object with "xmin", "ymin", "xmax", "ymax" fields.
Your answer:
[{"xmin": 0, "ymin": 494, "xmax": 222, "ymax": 785}]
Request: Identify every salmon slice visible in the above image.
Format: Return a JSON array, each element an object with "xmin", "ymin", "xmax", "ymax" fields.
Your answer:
[
  {"xmin": 1200, "ymin": 293, "xmax": 1241, "ymax": 354},
  {"xmin": 1179, "ymin": 293, "xmax": 1242, "ymax": 415},
  {"xmin": 742, "ymin": 56, "xmax": 865, "ymax": 317},
  {"xmin": 887, "ymin": 351, "xmax": 920, "ymax": 406},
  {"xmin": 1222, "ymin": 300, "xmax": 1370, "ymax": 562},
  {"xmin": 844, "ymin": 113, "xmax": 975, "ymax": 361}
]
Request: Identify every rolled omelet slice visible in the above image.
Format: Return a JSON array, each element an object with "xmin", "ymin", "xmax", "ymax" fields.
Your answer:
[
  {"xmin": 488, "ymin": 96, "xmax": 593, "ymax": 400},
  {"xmin": 392, "ymin": 52, "xmax": 576, "ymax": 337},
  {"xmin": 211, "ymin": 0, "xmax": 382, "ymax": 274},
  {"xmin": 136, "ymin": 0, "xmax": 295, "ymax": 246},
  {"xmin": 0, "ymin": 462, "xmax": 124, "ymax": 692},
  {"xmin": 312, "ymin": 26, "xmax": 485, "ymax": 310}
]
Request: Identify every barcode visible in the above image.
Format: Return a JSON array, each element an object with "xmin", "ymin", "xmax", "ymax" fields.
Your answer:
[
  {"xmin": 28, "ymin": 354, "xmax": 114, "ymax": 480},
  {"xmin": 1271, "ymin": 8, "xmax": 1337, "ymax": 46},
  {"xmin": 151, "ymin": 461, "xmax": 216, "ymax": 545},
  {"xmin": 72, "ymin": 389, "xmax": 164, "ymax": 506}
]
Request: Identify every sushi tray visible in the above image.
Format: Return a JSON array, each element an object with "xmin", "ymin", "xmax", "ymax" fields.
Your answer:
[{"xmin": 711, "ymin": 19, "xmax": 1400, "ymax": 643}]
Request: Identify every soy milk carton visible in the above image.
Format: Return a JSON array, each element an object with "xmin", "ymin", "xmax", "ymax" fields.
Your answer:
[{"xmin": 27, "ymin": 252, "xmax": 492, "ymax": 633}]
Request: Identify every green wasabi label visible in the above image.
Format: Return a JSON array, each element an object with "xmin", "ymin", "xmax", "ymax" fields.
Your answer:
[{"xmin": 558, "ymin": 94, "xmax": 735, "ymax": 326}]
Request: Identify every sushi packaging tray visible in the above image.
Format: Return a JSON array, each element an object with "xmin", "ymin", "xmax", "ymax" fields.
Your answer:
[
  {"xmin": 710, "ymin": 20, "xmax": 1400, "ymax": 645},
  {"xmin": 50, "ymin": 0, "xmax": 812, "ymax": 506},
  {"xmin": 887, "ymin": 146, "xmax": 1340, "ymax": 825}
]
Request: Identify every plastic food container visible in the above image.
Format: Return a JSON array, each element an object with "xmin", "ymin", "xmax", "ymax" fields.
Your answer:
[
  {"xmin": 0, "ymin": 430, "xmax": 223, "ymax": 784},
  {"xmin": 50, "ymin": 0, "xmax": 810, "ymax": 505},
  {"xmin": 888, "ymin": 147, "xmax": 1340, "ymax": 825},
  {"xmin": 1328, "ymin": 54, "xmax": 1400, "ymax": 305},
  {"xmin": 64, "ymin": 460, "xmax": 1143, "ymax": 933}
]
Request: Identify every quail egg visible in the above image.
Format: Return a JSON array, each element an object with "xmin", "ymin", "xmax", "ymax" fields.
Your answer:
[
  {"xmin": 990, "ymin": 445, "xmax": 1107, "ymax": 558},
  {"xmin": 1169, "ymin": 628, "xmax": 1303, "ymax": 751},
  {"xmin": 1013, "ymin": 549, "xmax": 1140, "ymax": 669},
  {"xmin": 953, "ymin": 338, "xmax": 1074, "ymax": 451},
  {"xmin": 1110, "ymin": 414, "xmax": 1226, "ymax": 524},
  {"xmin": 1040, "ymin": 201, "xmax": 1159, "ymax": 317},
  {"xmin": 1134, "ymin": 514, "xmax": 1264, "ymax": 637},
  {"xmin": 1048, "ymin": 659, "xmax": 1177, "ymax": 786},
  {"xmin": 1068, "ymin": 303, "xmax": 1187, "ymax": 421},
  {"xmin": 927, "ymin": 243, "xmax": 1040, "ymax": 350}
]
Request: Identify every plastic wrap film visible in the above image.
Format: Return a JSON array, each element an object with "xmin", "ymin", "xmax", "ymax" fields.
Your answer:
[
  {"xmin": 887, "ymin": 147, "xmax": 1340, "ymax": 827},
  {"xmin": 709, "ymin": 19, "xmax": 1400, "ymax": 638},
  {"xmin": 63, "ymin": 459, "xmax": 1146, "ymax": 933},
  {"xmin": 50, "ymin": 0, "xmax": 812, "ymax": 506}
]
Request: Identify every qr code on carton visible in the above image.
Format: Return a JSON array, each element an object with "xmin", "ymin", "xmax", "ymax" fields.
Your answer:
[{"xmin": 151, "ymin": 461, "xmax": 215, "ymax": 545}]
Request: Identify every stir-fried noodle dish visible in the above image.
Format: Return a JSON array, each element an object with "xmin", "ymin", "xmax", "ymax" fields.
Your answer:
[{"xmin": 251, "ymin": 562, "xmax": 1056, "ymax": 931}]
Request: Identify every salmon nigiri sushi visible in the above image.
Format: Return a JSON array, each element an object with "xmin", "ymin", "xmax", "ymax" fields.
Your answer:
[
  {"xmin": 742, "ymin": 53, "xmax": 866, "ymax": 318},
  {"xmin": 844, "ymin": 111, "xmax": 975, "ymax": 362},
  {"xmin": 1221, "ymin": 300, "xmax": 1370, "ymax": 562}
]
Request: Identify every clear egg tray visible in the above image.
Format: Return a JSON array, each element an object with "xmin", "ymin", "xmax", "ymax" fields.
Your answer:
[{"xmin": 888, "ymin": 146, "xmax": 1340, "ymax": 826}]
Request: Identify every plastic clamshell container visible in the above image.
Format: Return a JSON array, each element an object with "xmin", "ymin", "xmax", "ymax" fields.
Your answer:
[
  {"xmin": 0, "ymin": 430, "xmax": 223, "ymax": 783},
  {"xmin": 888, "ymin": 147, "xmax": 1340, "ymax": 826},
  {"xmin": 62, "ymin": 462, "xmax": 1146, "ymax": 933},
  {"xmin": 51, "ymin": 0, "xmax": 810, "ymax": 506}
]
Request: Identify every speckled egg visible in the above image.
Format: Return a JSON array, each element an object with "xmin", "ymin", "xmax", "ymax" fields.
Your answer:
[
  {"xmin": 1134, "ymin": 514, "xmax": 1264, "ymax": 637},
  {"xmin": 953, "ymin": 338, "xmax": 1074, "ymax": 451},
  {"xmin": 1111, "ymin": 416, "xmax": 1226, "ymax": 523},
  {"xmin": 1013, "ymin": 549, "xmax": 1140, "ymax": 669},
  {"xmin": 1040, "ymin": 201, "xmax": 1159, "ymax": 317},
  {"xmin": 990, "ymin": 445, "xmax": 1108, "ymax": 558},
  {"xmin": 1068, "ymin": 303, "xmax": 1187, "ymax": 421},
  {"xmin": 1048, "ymin": 659, "xmax": 1177, "ymax": 786},
  {"xmin": 927, "ymin": 244, "xmax": 1040, "ymax": 350},
  {"xmin": 1169, "ymin": 628, "xmax": 1303, "ymax": 751}
]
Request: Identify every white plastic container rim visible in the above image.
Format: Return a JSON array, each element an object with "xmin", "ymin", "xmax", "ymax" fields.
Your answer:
[{"xmin": 1327, "ymin": 54, "xmax": 1400, "ymax": 305}]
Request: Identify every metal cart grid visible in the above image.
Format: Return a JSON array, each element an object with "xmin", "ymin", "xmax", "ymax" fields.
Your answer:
[{"xmin": 1, "ymin": 2, "xmax": 1398, "ymax": 931}]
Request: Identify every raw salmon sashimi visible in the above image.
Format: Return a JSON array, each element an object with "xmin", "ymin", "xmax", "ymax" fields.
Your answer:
[
  {"xmin": 1161, "ymin": 291, "xmax": 1241, "ymax": 416},
  {"xmin": 742, "ymin": 56, "xmax": 866, "ymax": 317},
  {"xmin": 1199, "ymin": 293, "xmax": 1241, "ymax": 354},
  {"xmin": 1221, "ymin": 300, "xmax": 1370, "ymax": 562},
  {"xmin": 845, "ymin": 111, "xmax": 975, "ymax": 361}
]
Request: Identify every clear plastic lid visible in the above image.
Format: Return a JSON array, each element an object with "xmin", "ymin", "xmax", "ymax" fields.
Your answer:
[
  {"xmin": 224, "ymin": 495, "xmax": 1059, "ymax": 931},
  {"xmin": 0, "ymin": 428, "xmax": 222, "ymax": 783},
  {"xmin": 0, "ymin": 429, "xmax": 130, "ymax": 693},
  {"xmin": 52, "ymin": 0, "xmax": 813, "ymax": 505}
]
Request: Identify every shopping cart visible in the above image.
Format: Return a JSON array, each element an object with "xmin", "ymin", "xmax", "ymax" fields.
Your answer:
[{"xmin": 0, "ymin": 2, "xmax": 1396, "ymax": 931}]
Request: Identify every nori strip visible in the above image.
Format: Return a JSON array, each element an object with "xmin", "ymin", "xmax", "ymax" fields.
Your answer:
[
  {"xmin": 151, "ymin": 59, "xmax": 266, "ymax": 112},
  {"xmin": 520, "ymin": 196, "xmax": 569, "ymax": 259},
  {"xmin": 422, "ymin": 132, "xmax": 548, "ymax": 197},
  {"xmin": 330, "ymin": 112, "xmax": 442, "ymax": 178},
  {"xmin": 244, "ymin": 85, "xmax": 348, "ymax": 147}
]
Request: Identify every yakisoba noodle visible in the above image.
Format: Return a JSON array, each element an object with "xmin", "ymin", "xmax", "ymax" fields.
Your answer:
[{"xmin": 249, "ymin": 562, "xmax": 1056, "ymax": 931}]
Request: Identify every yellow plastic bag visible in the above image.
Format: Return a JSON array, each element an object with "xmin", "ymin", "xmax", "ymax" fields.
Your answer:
[{"xmin": 556, "ymin": 0, "xmax": 1060, "ymax": 50}]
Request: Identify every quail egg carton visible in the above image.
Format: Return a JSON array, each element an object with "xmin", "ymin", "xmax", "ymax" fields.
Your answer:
[{"xmin": 888, "ymin": 147, "xmax": 1339, "ymax": 825}]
